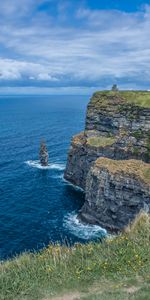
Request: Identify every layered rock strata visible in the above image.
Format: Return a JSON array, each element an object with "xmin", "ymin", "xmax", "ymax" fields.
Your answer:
[
  {"xmin": 64, "ymin": 91, "xmax": 150, "ymax": 231},
  {"xmin": 78, "ymin": 158, "xmax": 150, "ymax": 232}
]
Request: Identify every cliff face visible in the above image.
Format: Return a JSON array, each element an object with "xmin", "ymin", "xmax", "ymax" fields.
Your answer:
[
  {"xmin": 64, "ymin": 91, "xmax": 150, "ymax": 231},
  {"xmin": 78, "ymin": 158, "xmax": 150, "ymax": 232},
  {"xmin": 86, "ymin": 92, "xmax": 150, "ymax": 134}
]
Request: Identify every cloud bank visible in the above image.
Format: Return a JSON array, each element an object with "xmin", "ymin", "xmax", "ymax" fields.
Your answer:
[{"xmin": 0, "ymin": 0, "xmax": 150, "ymax": 93}]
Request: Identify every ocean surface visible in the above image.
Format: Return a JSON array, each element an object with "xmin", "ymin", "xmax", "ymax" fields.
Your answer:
[{"xmin": 0, "ymin": 95, "xmax": 107, "ymax": 260}]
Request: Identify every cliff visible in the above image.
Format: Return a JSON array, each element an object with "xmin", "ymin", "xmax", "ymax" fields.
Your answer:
[
  {"xmin": 64, "ymin": 91, "xmax": 150, "ymax": 231},
  {"xmin": 78, "ymin": 158, "xmax": 150, "ymax": 232}
]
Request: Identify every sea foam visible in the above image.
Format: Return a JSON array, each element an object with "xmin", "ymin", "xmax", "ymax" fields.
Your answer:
[
  {"xmin": 63, "ymin": 212, "xmax": 107, "ymax": 240},
  {"xmin": 63, "ymin": 178, "xmax": 84, "ymax": 192},
  {"xmin": 25, "ymin": 160, "xmax": 65, "ymax": 171}
]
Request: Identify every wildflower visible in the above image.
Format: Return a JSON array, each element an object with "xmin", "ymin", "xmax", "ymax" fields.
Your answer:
[
  {"xmin": 107, "ymin": 239, "xmax": 113, "ymax": 243},
  {"xmin": 47, "ymin": 267, "xmax": 52, "ymax": 272},
  {"xmin": 128, "ymin": 260, "xmax": 131, "ymax": 264}
]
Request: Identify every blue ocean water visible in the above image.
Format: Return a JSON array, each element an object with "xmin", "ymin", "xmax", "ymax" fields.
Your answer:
[{"xmin": 0, "ymin": 95, "xmax": 106, "ymax": 260}]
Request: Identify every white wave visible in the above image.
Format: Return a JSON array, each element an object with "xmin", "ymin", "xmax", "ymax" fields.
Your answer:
[
  {"xmin": 25, "ymin": 160, "xmax": 65, "ymax": 171},
  {"xmin": 63, "ymin": 212, "xmax": 107, "ymax": 240},
  {"xmin": 52, "ymin": 174, "xmax": 64, "ymax": 179},
  {"xmin": 63, "ymin": 178, "xmax": 84, "ymax": 192},
  {"xmin": 50, "ymin": 163, "xmax": 65, "ymax": 171}
]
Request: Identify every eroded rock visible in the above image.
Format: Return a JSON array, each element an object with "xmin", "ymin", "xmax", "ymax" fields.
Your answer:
[
  {"xmin": 39, "ymin": 142, "xmax": 49, "ymax": 166},
  {"xmin": 78, "ymin": 158, "xmax": 150, "ymax": 232}
]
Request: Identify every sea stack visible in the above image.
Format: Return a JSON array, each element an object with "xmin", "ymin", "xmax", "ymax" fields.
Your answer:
[{"xmin": 39, "ymin": 141, "xmax": 49, "ymax": 166}]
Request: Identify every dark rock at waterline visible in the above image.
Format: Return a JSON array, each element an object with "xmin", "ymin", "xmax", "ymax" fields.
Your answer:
[{"xmin": 39, "ymin": 142, "xmax": 49, "ymax": 166}]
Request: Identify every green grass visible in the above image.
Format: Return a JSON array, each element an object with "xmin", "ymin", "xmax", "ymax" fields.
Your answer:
[
  {"xmin": 120, "ymin": 91, "xmax": 150, "ymax": 108},
  {"xmin": 144, "ymin": 168, "xmax": 150, "ymax": 181},
  {"xmin": 87, "ymin": 136, "xmax": 115, "ymax": 147},
  {"xmin": 91, "ymin": 91, "xmax": 150, "ymax": 108},
  {"xmin": 0, "ymin": 213, "xmax": 150, "ymax": 300},
  {"xmin": 145, "ymin": 130, "xmax": 150, "ymax": 161},
  {"xmin": 80, "ymin": 285, "xmax": 150, "ymax": 300}
]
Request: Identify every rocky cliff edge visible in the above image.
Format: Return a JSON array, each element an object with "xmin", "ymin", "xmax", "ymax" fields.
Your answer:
[{"xmin": 64, "ymin": 91, "xmax": 150, "ymax": 231}]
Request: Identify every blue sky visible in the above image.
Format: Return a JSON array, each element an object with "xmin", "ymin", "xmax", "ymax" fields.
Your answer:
[{"xmin": 0, "ymin": 0, "xmax": 150, "ymax": 94}]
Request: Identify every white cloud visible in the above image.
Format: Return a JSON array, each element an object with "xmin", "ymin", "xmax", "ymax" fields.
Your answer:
[
  {"xmin": 0, "ymin": 0, "xmax": 42, "ymax": 18},
  {"xmin": 0, "ymin": 58, "xmax": 59, "ymax": 81},
  {"xmin": 0, "ymin": 3, "xmax": 150, "ymax": 89},
  {"xmin": 37, "ymin": 73, "xmax": 58, "ymax": 81}
]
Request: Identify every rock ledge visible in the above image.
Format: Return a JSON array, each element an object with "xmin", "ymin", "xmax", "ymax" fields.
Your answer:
[{"xmin": 65, "ymin": 91, "xmax": 150, "ymax": 231}]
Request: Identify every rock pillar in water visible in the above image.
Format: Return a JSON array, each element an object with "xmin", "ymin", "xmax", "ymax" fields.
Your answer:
[{"xmin": 39, "ymin": 142, "xmax": 49, "ymax": 166}]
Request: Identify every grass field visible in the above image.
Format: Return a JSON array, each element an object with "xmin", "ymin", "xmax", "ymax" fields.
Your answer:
[
  {"xmin": 92, "ymin": 91, "xmax": 150, "ymax": 108},
  {"xmin": 87, "ymin": 136, "xmax": 115, "ymax": 147},
  {"xmin": 0, "ymin": 212, "xmax": 150, "ymax": 300}
]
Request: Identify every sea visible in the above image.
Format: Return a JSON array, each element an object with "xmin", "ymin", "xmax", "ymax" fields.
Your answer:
[{"xmin": 0, "ymin": 95, "xmax": 107, "ymax": 260}]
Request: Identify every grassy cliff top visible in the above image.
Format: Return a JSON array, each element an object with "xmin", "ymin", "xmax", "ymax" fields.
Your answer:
[
  {"xmin": 72, "ymin": 132, "xmax": 116, "ymax": 148},
  {"xmin": 90, "ymin": 91, "xmax": 150, "ymax": 108},
  {"xmin": 87, "ymin": 136, "xmax": 116, "ymax": 147},
  {"xmin": 0, "ymin": 213, "xmax": 150, "ymax": 300},
  {"xmin": 95, "ymin": 158, "xmax": 150, "ymax": 185}
]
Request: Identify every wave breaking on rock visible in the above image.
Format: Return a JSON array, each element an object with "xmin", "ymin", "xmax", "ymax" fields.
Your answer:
[
  {"xmin": 63, "ymin": 212, "xmax": 107, "ymax": 240},
  {"xmin": 25, "ymin": 160, "xmax": 65, "ymax": 171}
]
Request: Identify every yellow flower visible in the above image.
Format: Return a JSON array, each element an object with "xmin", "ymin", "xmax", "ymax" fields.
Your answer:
[
  {"xmin": 47, "ymin": 267, "xmax": 52, "ymax": 272},
  {"xmin": 87, "ymin": 267, "xmax": 92, "ymax": 271}
]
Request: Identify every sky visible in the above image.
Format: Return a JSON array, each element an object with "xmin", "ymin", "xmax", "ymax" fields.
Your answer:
[{"xmin": 0, "ymin": 0, "xmax": 150, "ymax": 94}]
